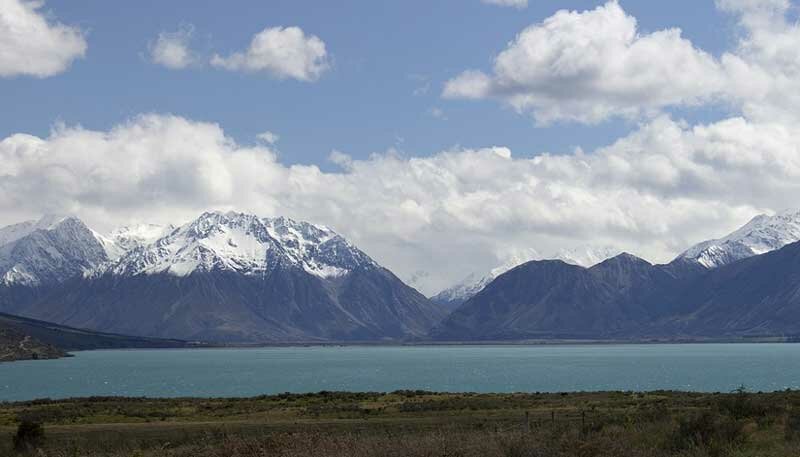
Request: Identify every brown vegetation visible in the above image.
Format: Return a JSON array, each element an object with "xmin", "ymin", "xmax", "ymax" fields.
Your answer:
[{"xmin": 2, "ymin": 390, "xmax": 800, "ymax": 456}]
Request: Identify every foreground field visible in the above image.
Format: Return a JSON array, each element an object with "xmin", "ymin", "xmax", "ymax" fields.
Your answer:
[{"xmin": 2, "ymin": 390, "xmax": 800, "ymax": 456}]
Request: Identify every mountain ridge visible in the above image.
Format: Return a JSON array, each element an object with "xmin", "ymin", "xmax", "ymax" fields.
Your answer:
[{"xmin": 431, "ymin": 245, "xmax": 621, "ymax": 310}]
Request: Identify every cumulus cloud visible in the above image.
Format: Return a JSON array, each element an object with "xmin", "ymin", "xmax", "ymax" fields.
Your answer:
[
  {"xmin": 715, "ymin": 0, "xmax": 800, "ymax": 123},
  {"xmin": 444, "ymin": 1, "xmax": 724, "ymax": 124},
  {"xmin": 149, "ymin": 25, "xmax": 196, "ymax": 69},
  {"xmin": 1, "ymin": 113, "xmax": 794, "ymax": 294},
  {"xmin": 211, "ymin": 26, "xmax": 329, "ymax": 81},
  {"xmin": 482, "ymin": 0, "xmax": 528, "ymax": 9},
  {"xmin": 0, "ymin": 0, "xmax": 87, "ymax": 77}
]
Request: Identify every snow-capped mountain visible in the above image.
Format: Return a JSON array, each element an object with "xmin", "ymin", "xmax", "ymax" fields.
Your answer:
[
  {"xmin": 431, "ymin": 246, "xmax": 620, "ymax": 309},
  {"xmin": 107, "ymin": 211, "xmax": 377, "ymax": 279},
  {"xmin": 1, "ymin": 211, "xmax": 443, "ymax": 342},
  {"xmin": 0, "ymin": 215, "xmax": 78, "ymax": 248},
  {"xmin": 677, "ymin": 208, "xmax": 800, "ymax": 269},
  {"xmin": 0, "ymin": 215, "xmax": 109, "ymax": 287}
]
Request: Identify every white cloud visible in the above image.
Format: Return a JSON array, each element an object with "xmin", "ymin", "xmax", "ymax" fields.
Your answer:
[
  {"xmin": 482, "ymin": 0, "xmax": 528, "ymax": 9},
  {"xmin": 444, "ymin": 1, "xmax": 725, "ymax": 124},
  {"xmin": 1, "ymin": 113, "xmax": 795, "ymax": 294},
  {"xmin": 256, "ymin": 131, "xmax": 279, "ymax": 144},
  {"xmin": 0, "ymin": 0, "xmax": 87, "ymax": 78},
  {"xmin": 211, "ymin": 26, "xmax": 329, "ymax": 82},
  {"xmin": 150, "ymin": 25, "xmax": 196, "ymax": 70},
  {"xmin": 714, "ymin": 0, "xmax": 800, "ymax": 124}
]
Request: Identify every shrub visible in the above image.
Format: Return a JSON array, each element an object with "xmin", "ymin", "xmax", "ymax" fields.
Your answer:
[
  {"xmin": 12, "ymin": 420, "xmax": 45, "ymax": 451},
  {"xmin": 669, "ymin": 411, "xmax": 745, "ymax": 456},
  {"xmin": 785, "ymin": 411, "xmax": 800, "ymax": 441}
]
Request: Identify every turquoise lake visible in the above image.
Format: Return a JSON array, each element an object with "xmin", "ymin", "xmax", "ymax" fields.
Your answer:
[{"xmin": 2, "ymin": 344, "xmax": 800, "ymax": 402}]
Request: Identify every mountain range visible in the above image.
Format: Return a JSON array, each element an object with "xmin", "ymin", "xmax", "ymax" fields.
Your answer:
[
  {"xmin": 432, "ymin": 209, "xmax": 800, "ymax": 340},
  {"xmin": 2, "ymin": 209, "xmax": 800, "ymax": 344},
  {"xmin": 0, "ymin": 212, "xmax": 443, "ymax": 342}
]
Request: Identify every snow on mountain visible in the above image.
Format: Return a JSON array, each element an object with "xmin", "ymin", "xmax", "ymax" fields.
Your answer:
[
  {"xmin": 554, "ymin": 245, "xmax": 623, "ymax": 268},
  {"xmin": 264, "ymin": 216, "xmax": 377, "ymax": 277},
  {"xmin": 108, "ymin": 211, "xmax": 376, "ymax": 279},
  {"xmin": 678, "ymin": 208, "xmax": 800, "ymax": 269},
  {"xmin": 431, "ymin": 245, "xmax": 620, "ymax": 307},
  {"xmin": 110, "ymin": 223, "xmax": 175, "ymax": 252},
  {"xmin": 0, "ymin": 211, "xmax": 379, "ymax": 286},
  {"xmin": 0, "ymin": 215, "xmax": 77, "ymax": 248},
  {"xmin": 0, "ymin": 216, "xmax": 109, "ymax": 286}
]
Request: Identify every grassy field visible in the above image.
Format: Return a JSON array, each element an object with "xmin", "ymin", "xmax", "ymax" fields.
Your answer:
[{"xmin": 2, "ymin": 389, "xmax": 800, "ymax": 456}]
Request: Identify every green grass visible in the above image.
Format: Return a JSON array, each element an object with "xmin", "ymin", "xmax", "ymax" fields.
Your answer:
[{"xmin": 3, "ymin": 390, "xmax": 800, "ymax": 456}]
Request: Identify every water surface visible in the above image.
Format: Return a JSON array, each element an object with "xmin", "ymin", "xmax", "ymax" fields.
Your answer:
[{"xmin": 2, "ymin": 344, "xmax": 799, "ymax": 401}]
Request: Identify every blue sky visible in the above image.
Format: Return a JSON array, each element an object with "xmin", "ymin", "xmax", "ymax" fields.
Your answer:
[
  {"xmin": 2, "ymin": 0, "xmax": 737, "ymax": 167},
  {"xmin": 3, "ymin": 0, "xmax": 800, "ymax": 294}
]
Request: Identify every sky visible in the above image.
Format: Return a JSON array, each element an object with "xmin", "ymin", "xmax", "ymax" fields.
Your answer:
[{"xmin": 2, "ymin": 0, "xmax": 800, "ymax": 294}]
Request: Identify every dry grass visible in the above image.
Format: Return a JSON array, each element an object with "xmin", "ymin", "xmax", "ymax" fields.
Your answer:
[{"xmin": 3, "ymin": 390, "xmax": 800, "ymax": 456}]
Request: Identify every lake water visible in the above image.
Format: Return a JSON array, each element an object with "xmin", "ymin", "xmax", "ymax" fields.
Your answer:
[{"xmin": 2, "ymin": 344, "xmax": 800, "ymax": 402}]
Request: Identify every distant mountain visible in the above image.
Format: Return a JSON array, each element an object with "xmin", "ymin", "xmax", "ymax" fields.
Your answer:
[
  {"xmin": 0, "ymin": 312, "xmax": 190, "ymax": 362},
  {"xmin": 431, "ymin": 239, "xmax": 800, "ymax": 341},
  {"xmin": 431, "ymin": 249, "xmax": 541, "ymax": 311},
  {"xmin": 431, "ymin": 245, "xmax": 620, "ymax": 310},
  {"xmin": 678, "ymin": 209, "xmax": 800, "ymax": 269},
  {"xmin": 2, "ymin": 211, "xmax": 443, "ymax": 342},
  {"xmin": 430, "ymin": 253, "xmax": 675, "ymax": 341}
]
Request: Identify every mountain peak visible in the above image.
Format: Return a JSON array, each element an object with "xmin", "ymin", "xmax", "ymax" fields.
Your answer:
[
  {"xmin": 604, "ymin": 252, "xmax": 651, "ymax": 265},
  {"xmin": 0, "ymin": 214, "xmax": 108, "ymax": 287},
  {"xmin": 678, "ymin": 208, "xmax": 800, "ymax": 268},
  {"xmin": 33, "ymin": 214, "xmax": 75, "ymax": 230},
  {"xmin": 431, "ymin": 245, "xmax": 621, "ymax": 307}
]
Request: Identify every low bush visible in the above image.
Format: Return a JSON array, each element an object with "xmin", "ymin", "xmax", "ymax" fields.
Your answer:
[
  {"xmin": 12, "ymin": 420, "xmax": 45, "ymax": 452},
  {"xmin": 669, "ymin": 411, "xmax": 746, "ymax": 456}
]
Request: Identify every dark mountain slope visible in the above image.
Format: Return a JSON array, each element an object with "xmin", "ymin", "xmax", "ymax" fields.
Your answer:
[
  {"xmin": 20, "ymin": 264, "xmax": 443, "ymax": 343},
  {"xmin": 0, "ymin": 311, "xmax": 189, "ymax": 362},
  {"xmin": 433, "ymin": 242, "xmax": 800, "ymax": 341},
  {"xmin": 430, "ymin": 259, "xmax": 649, "ymax": 340},
  {"xmin": 651, "ymin": 240, "xmax": 800, "ymax": 337}
]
